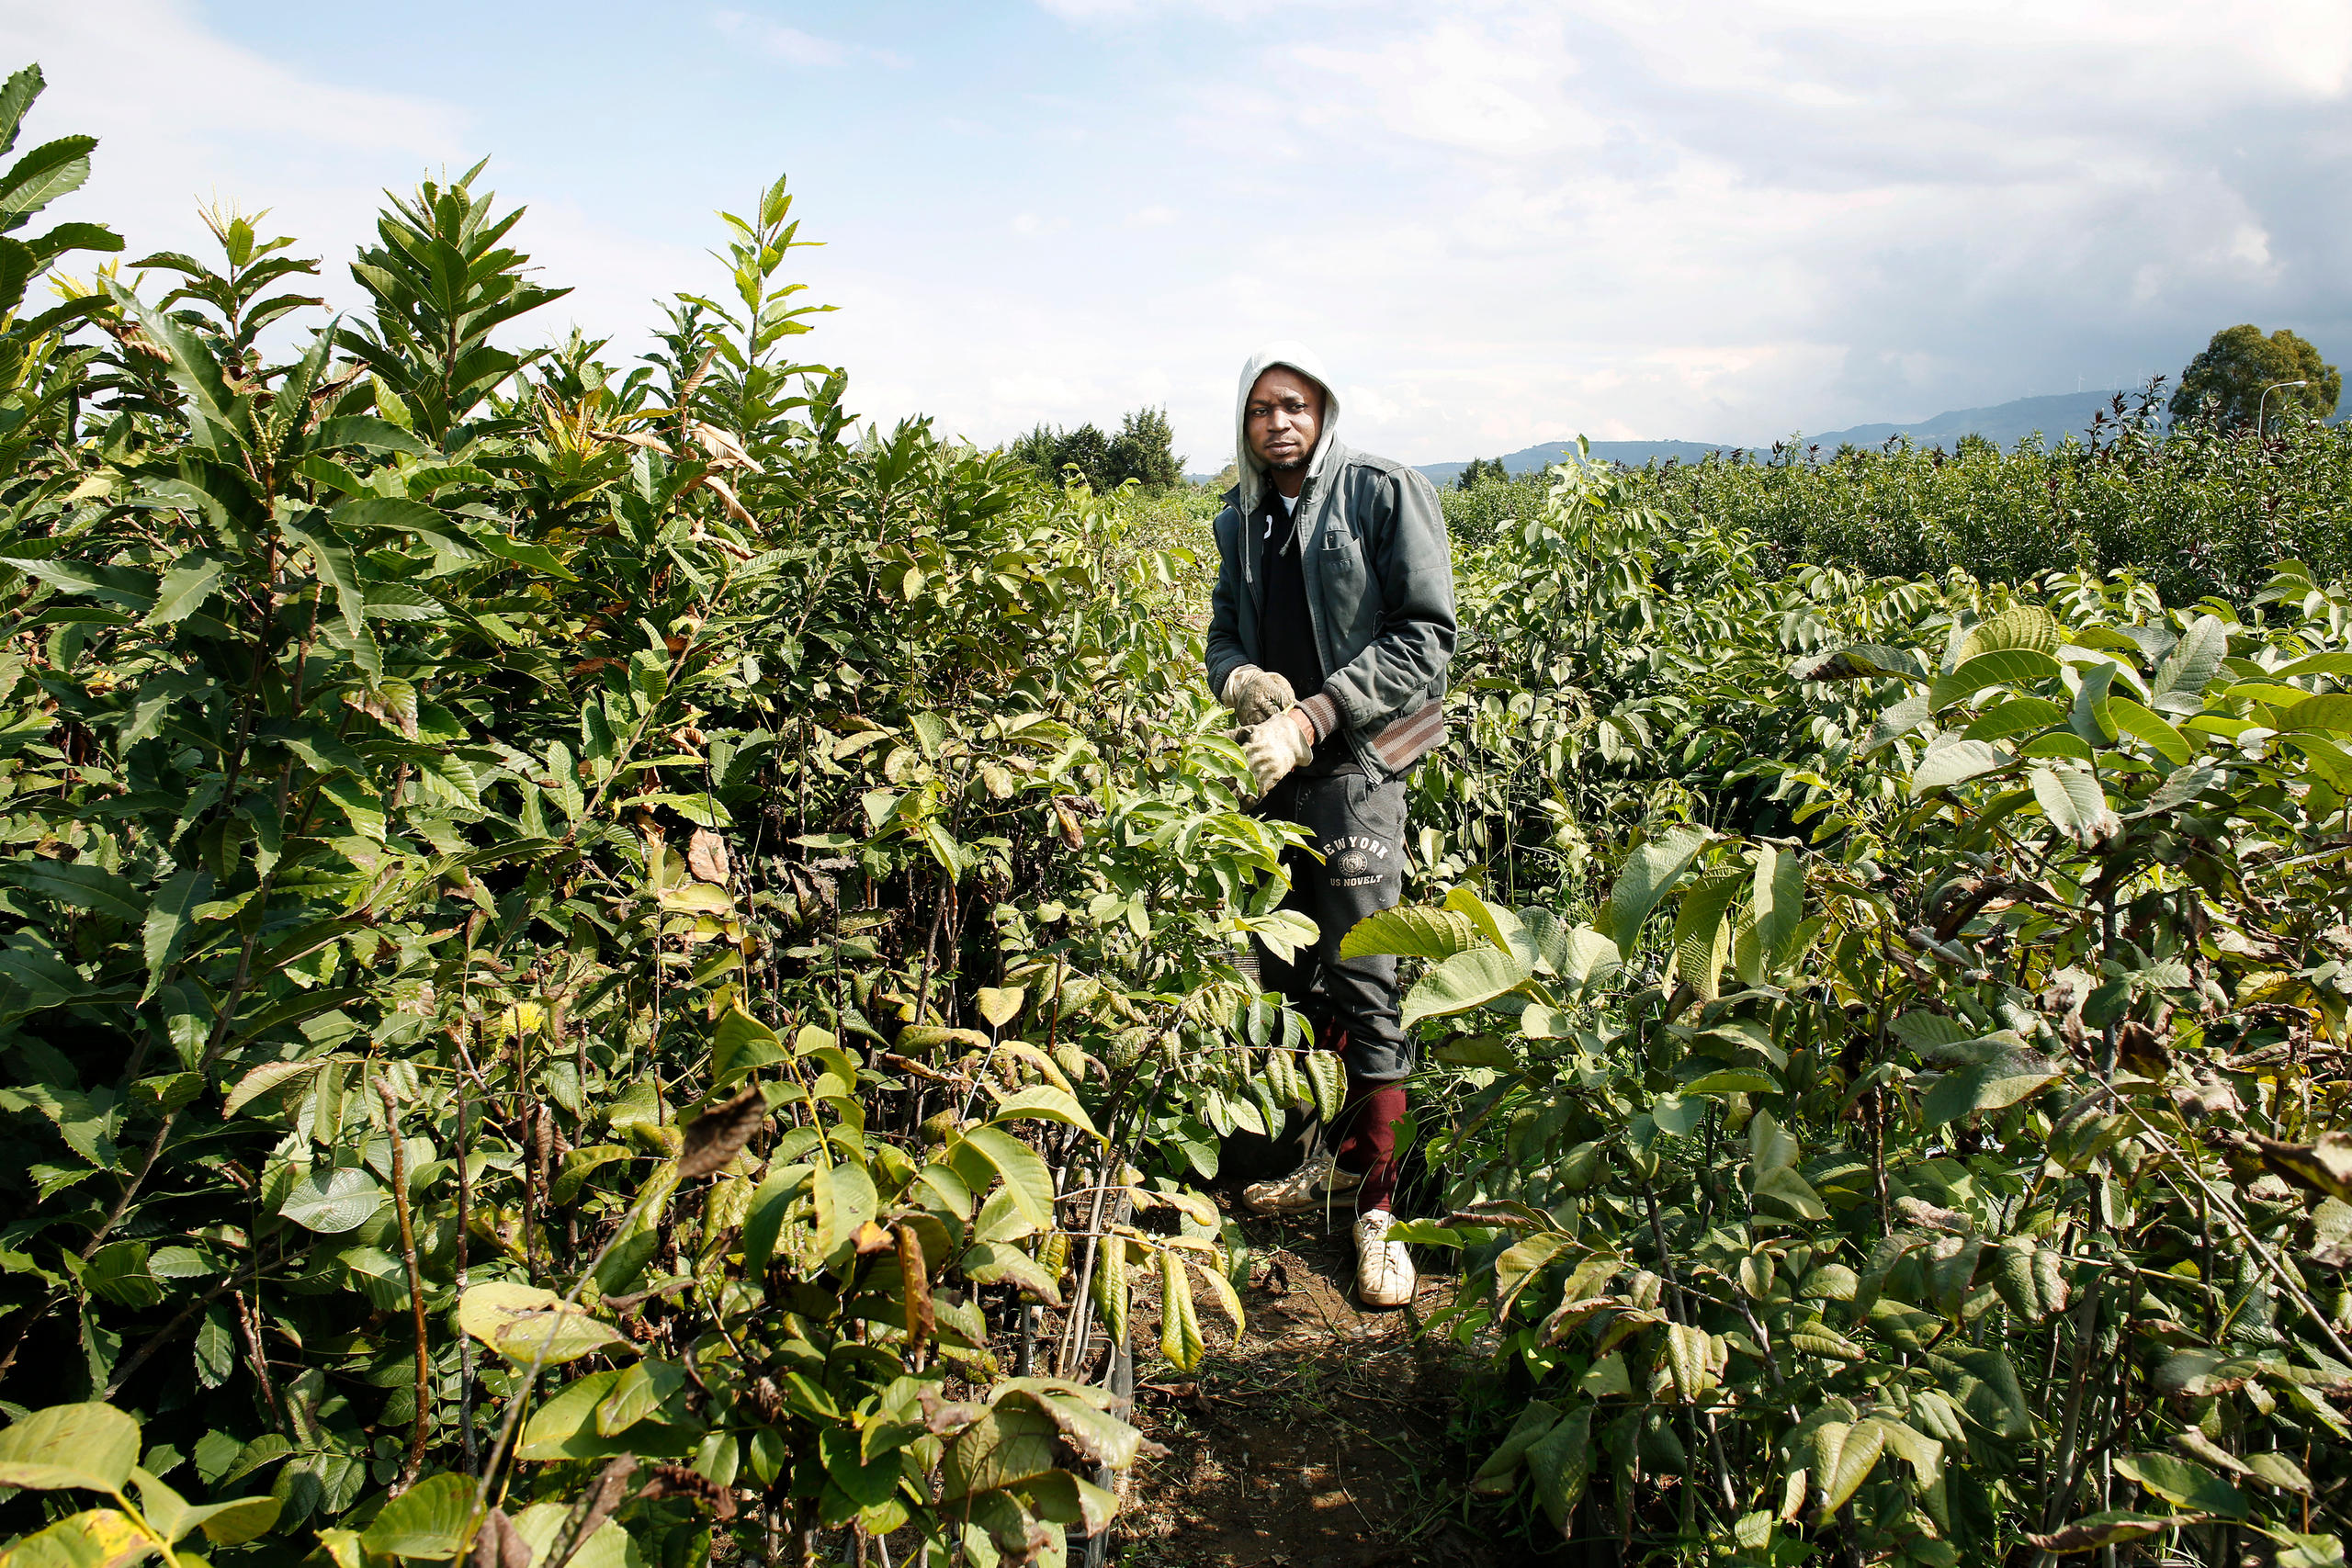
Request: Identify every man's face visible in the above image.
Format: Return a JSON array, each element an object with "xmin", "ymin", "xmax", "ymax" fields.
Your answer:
[{"xmin": 1245, "ymin": 367, "xmax": 1323, "ymax": 473}]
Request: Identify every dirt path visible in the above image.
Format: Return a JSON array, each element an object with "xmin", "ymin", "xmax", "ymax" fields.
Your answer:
[{"xmin": 1114, "ymin": 1208, "xmax": 1498, "ymax": 1568}]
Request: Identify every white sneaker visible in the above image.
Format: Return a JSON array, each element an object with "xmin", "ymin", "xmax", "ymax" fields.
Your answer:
[
  {"xmin": 1353, "ymin": 1209, "xmax": 1416, "ymax": 1308},
  {"xmin": 1240, "ymin": 1149, "xmax": 1361, "ymax": 1215}
]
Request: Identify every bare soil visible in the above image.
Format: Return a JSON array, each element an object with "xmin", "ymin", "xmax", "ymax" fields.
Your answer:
[{"xmin": 1110, "ymin": 1205, "xmax": 1503, "ymax": 1568}]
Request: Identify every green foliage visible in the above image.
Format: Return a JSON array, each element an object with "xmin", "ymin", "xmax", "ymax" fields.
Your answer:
[
  {"xmin": 1005, "ymin": 406, "xmax": 1183, "ymax": 493},
  {"xmin": 0, "ymin": 63, "xmax": 1273, "ymax": 1568},
  {"xmin": 1569, "ymin": 407, "xmax": 2352, "ymax": 605},
  {"xmin": 1456, "ymin": 456, "xmax": 1510, "ymax": 491},
  {"xmin": 6, "ymin": 51, "xmax": 2352, "ymax": 1568},
  {"xmin": 1378, "ymin": 461, "xmax": 2352, "ymax": 1562},
  {"xmin": 2169, "ymin": 322, "xmax": 2342, "ymax": 430}
]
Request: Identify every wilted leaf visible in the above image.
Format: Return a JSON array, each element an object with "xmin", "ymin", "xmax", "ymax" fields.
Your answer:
[
  {"xmin": 457, "ymin": 1282, "xmax": 626, "ymax": 1366},
  {"xmin": 677, "ymin": 1085, "xmax": 766, "ymax": 1180},
  {"xmin": 684, "ymin": 828, "xmax": 729, "ymax": 883},
  {"xmin": 2026, "ymin": 1511, "xmax": 2177, "ymax": 1553},
  {"xmin": 2252, "ymin": 1131, "xmax": 2352, "ymax": 1202}
]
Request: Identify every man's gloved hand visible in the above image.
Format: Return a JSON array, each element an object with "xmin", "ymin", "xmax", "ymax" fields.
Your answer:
[
  {"xmin": 1242, "ymin": 706, "xmax": 1316, "ymax": 795},
  {"xmin": 1220, "ymin": 665, "xmax": 1297, "ymax": 728}
]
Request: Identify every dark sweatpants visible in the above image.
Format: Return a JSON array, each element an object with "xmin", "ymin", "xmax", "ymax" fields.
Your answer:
[{"xmin": 1253, "ymin": 768, "xmax": 1414, "ymax": 1212}]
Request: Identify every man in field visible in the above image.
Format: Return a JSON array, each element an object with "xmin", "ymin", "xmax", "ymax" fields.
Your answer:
[{"xmin": 1205, "ymin": 343, "xmax": 1457, "ymax": 1308}]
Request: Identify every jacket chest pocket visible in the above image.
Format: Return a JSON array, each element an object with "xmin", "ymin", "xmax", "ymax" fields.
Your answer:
[{"xmin": 1315, "ymin": 525, "xmax": 1375, "ymax": 636}]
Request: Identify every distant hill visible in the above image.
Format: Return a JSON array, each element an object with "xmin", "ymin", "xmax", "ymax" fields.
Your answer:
[
  {"xmin": 1803, "ymin": 390, "xmax": 2132, "ymax": 452},
  {"xmin": 1416, "ymin": 441, "xmax": 1727, "ymax": 487},
  {"xmin": 1414, "ymin": 390, "xmax": 2157, "ymax": 485}
]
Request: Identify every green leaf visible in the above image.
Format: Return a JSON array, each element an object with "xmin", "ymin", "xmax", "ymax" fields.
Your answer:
[
  {"xmin": 2114, "ymin": 1451, "xmax": 2247, "ymax": 1518},
  {"xmin": 813, "ymin": 1163, "xmax": 879, "ymax": 1256},
  {"xmin": 1494, "ymin": 1232, "xmax": 1575, "ymax": 1316},
  {"xmin": 712, "ymin": 1006, "xmax": 787, "ymax": 1087},
  {"xmin": 2152, "ymin": 615, "xmax": 2228, "ymax": 713},
  {"xmin": 0, "ymin": 1402, "xmax": 141, "ymax": 1492},
  {"xmin": 2067, "ymin": 660, "xmax": 2119, "ymax": 747},
  {"xmin": 1668, "ymin": 873, "xmax": 1742, "ymax": 1000},
  {"xmin": 1910, "ymin": 738, "xmax": 2009, "ymax": 792},
  {"xmin": 1523, "ymin": 1403, "xmax": 1594, "ymax": 1533},
  {"xmin": 1338, "ymin": 905, "xmax": 1481, "ymax": 961},
  {"xmin": 958, "ymin": 1124, "xmax": 1056, "ymax": 1234},
  {"xmin": 2109, "ymin": 695, "xmax": 2190, "ymax": 765},
  {"xmin": 594, "ymin": 1358, "xmax": 685, "ymax": 1436},
  {"xmin": 277, "ymin": 513, "xmax": 366, "ymax": 638},
  {"xmin": 989, "ymin": 1085, "xmax": 1097, "ymax": 1137},
  {"xmin": 1158, "ymin": 1247, "xmax": 1204, "ymax": 1372},
  {"xmin": 1400, "ymin": 945, "xmax": 1533, "ymax": 1028},
  {"xmin": 147, "ymin": 558, "xmax": 225, "ymax": 626},
  {"xmin": 820, "ymin": 1425, "xmax": 902, "ymax": 1509},
  {"xmin": 278, "ymin": 1167, "xmax": 384, "ymax": 1234},
  {"xmin": 141, "ymin": 869, "xmax": 210, "ymax": 1000},
  {"xmin": 360, "ymin": 1472, "xmax": 478, "ymax": 1559},
  {"xmin": 1962, "ymin": 696, "xmax": 2067, "ymax": 741},
  {"xmin": 1682, "ymin": 1069, "xmax": 1780, "ymax": 1097},
  {"xmin": 1922, "ymin": 1061, "xmax": 2056, "ymax": 1125},
  {"xmin": 1817, "ymin": 1418, "xmax": 1887, "ymax": 1517},
  {"xmin": 1471, "ymin": 1400, "xmax": 1560, "ymax": 1492},
  {"xmin": 1600, "ymin": 824, "xmax": 1708, "ymax": 955},
  {"xmin": 1928, "ymin": 649, "xmax": 2062, "ymax": 709},
  {"xmin": 303, "ymin": 416, "xmax": 435, "ymax": 458},
  {"xmin": 2279, "ymin": 694, "xmax": 2352, "ymax": 735},
  {"xmin": 1442, "ymin": 886, "xmax": 1524, "ymax": 955},
  {"xmin": 1957, "ymin": 605, "xmax": 2059, "ymax": 660},
  {"xmin": 2029, "ymin": 766, "xmax": 2120, "ymax": 849},
  {"xmin": 332, "ymin": 496, "xmax": 481, "ymax": 558},
  {"xmin": 1733, "ymin": 841, "xmax": 1805, "ymax": 986},
  {"xmin": 740, "ymin": 1161, "xmax": 813, "ymax": 1275},
  {"xmin": 3, "ymin": 859, "xmax": 142, "ymax": 923}
]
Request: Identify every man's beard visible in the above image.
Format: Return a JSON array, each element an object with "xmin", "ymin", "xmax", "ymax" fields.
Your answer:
[{"xmin": 1264, "ymin": 454, "xmax": 1307, "ymax": 473}]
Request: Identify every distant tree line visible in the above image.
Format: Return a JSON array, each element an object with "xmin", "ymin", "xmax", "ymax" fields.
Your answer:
[
  {"xmin": 1008, "ymin": 406, "xmax": 1184, "ymax": 491},
  {"xmin": 1456, "ymin": 455, "xmax": 1511, "ymax": 490}
]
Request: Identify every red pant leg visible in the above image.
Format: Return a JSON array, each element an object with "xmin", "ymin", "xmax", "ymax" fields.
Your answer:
[{"xmin": 1324, "ymin": 1024, "xmax": 1407, "ymax": 1212}]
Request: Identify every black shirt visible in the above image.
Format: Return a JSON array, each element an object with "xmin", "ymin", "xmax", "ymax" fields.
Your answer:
[{"xmin": 1253, "ymin": 487, "xmax": 1347, "ymax": 773}]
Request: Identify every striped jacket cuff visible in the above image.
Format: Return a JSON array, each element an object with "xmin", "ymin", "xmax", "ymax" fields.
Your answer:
[
  {"xmin": 1297, "ymin": 692, "xmax": 1341, "ymax": 739},
  {"xmin": 1369, "ymin": 699, "xmax": 1447, "ymax": 771}
]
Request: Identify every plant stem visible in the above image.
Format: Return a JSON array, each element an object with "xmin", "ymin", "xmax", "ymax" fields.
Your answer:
[{"xmin": 379, "ymin": 1077, "xmax": 431, "ymax": 1493}]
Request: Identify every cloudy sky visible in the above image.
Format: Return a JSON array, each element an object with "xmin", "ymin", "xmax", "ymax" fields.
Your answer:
[{"xmin": 9, "ymin": 0, "xmax": 2349, "ymax": 466}]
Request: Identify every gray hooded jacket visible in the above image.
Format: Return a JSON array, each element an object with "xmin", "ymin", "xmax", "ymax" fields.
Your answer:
[{"xmin": 1205, "ymin": 342, "xmax": 1456, "ymax": 780}]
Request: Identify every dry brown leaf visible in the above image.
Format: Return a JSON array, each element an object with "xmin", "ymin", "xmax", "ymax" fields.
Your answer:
[
  {"xmin": 470, "ymin": 1506, "xmax": 534, "ymax": 1568},
  {"xmin": 686, "ymin": 829, "xmax": 729, "ymax": 886},
  {"xmin": 589, "ymin": 428, "xmax": 676, "ymax": 457},
  {"xmin": 2252, "ymin": 1130, "xmax": 2352, "ymax": 1202},
  {"xmin": 686, "ymin": 421, "xmax": 762, "ymax": 473},
  {"xmin": 898, "ymin": 1224, "xmax": 934, "ymax": 1353},
  {"xmin": 677, "ymin": 1086, "xmax": 767, "ymax": 1180},
  {"xmin": 343, "ymin": 685, "xmax": 420, "ymax": 739},
  {"xmin": 696, "ymin": 474, "xmax": 756, "ymax": 529},
  {"xmin": 638, "ymin": 1462, "xmax": 736, "ymax": 1522},
  {"xmin": 544, "ymin": 1455, "xmax": 639, "ymax": 1568}
]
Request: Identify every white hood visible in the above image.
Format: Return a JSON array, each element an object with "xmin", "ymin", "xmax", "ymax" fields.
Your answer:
[{"xmin": 1233, "ymin": 340, "xmax": 1340, "ymax": 516}]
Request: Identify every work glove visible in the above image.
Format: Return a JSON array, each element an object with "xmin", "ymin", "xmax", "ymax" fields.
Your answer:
[
  {"xmin": 1242, "ymin": 707, "xmax": 1316, "ymax": 796},
  {"xmin": 1220, "ymin": 665, "xmax": 1297, "ymax": 728}
]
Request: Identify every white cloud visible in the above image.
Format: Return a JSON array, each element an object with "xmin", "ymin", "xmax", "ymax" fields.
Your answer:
[
  {"xmin": 6, "ymin": 0, "xmax": 466, "ymax": 297},
  {"xmin": 711, "ymin": 11, "xmax": 907, "ymax": 69},
  {"xmin": 13, "ymin": 0, "xmax": 2348, "ymax": 471}
]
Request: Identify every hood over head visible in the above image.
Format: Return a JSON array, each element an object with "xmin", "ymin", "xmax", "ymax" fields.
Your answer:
[{"xmin": 1233, "ymin": 341, "xmax": 1340, "ymax": 515}]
